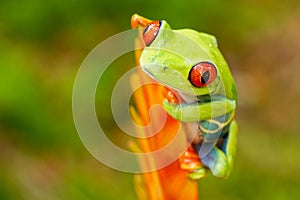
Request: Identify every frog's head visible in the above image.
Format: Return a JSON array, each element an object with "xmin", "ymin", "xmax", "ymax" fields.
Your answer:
[{"xmin": 139, "ymin": 18, "xmax": 237, "ymax": 101}]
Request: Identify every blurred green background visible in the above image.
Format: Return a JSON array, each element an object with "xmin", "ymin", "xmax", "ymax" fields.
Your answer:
[{"xmin": 1, "ymin": 0, "xmax": 300, "ymax": 199}]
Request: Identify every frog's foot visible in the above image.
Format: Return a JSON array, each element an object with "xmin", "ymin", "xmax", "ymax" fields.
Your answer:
[
  {"xmin": 188, "ymin": 167, "xmax": 207, "ymax": 180},
  {"xmin": 201, "ymin": 146, "xmax": 229, "ymax": 178},
  {"xmin": 179, "ymin": 146, "xmax": 206, "ymax": 180},
  {"xmin": 179, "ymin": 146, "xmax": 202, "ymax": 171}
]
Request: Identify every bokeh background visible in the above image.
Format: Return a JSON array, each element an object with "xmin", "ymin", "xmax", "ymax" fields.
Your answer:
[{"xmin": 1, "ymin": 0, "xmax": 300, "ymax": 199}]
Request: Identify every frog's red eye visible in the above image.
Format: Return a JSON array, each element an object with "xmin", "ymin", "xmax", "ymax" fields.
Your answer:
[
  {"xmin": 188, "ymin": 62, "xmax": 217, "ymax": 87},
  {"xmin": 143, "ymin": 21, "xmax": 161, "ymax": 46}
]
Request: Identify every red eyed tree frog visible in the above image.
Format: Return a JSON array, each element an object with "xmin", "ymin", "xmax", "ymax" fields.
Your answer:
[{"xmin": 135, "ymin": 15, "xmax": 238, "ymax": 179}]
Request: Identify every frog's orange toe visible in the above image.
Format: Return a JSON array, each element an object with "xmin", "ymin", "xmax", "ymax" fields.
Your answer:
[
  {"xmin": 180, "ymin": 160, "xmax": 202, "ymax": 171},
  {"xmin": 163, "ymin": 89, "xmax": 179, "ymax": 104},
  {"xmin": 179, "ymin": 146, "xmax": 202, "ymax": 171},
  {"xmin": 131, "ymin": 14, "xmax": 152, "ymax": 28}
]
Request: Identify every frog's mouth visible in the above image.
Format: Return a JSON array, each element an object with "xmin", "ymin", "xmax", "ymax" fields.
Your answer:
[{"xmin": 142, "ymin": 64, "xmax": 221, "ymax": 99}]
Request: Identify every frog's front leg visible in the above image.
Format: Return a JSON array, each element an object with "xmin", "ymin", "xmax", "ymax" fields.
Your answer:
[
  {"xmin": 191, "ymin": 120, "xmax": 238, "ymax": 179},
  {"xmin": 162, "ymin": 98, "xmax": 236, "ymax": 122}
]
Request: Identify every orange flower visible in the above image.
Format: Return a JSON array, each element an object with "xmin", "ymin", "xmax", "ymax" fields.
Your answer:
[{"xmin": 129, "ymin": 14, "xmax": 201, "ymax": 200}]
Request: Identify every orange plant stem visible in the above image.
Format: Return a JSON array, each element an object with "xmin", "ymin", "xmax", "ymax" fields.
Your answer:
[{"xmin": 130, "ymin": 14, "xmax": 199, "ymax": 200}]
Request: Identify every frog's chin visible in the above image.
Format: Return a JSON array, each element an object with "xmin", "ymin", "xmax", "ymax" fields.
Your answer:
[
  {"xmin": 173, "ymin": 88, "xmax": 213, "ymax": 103},
  {"xmin": 171, "ymin": 83, "xmax": 219, "ymax": 98}
]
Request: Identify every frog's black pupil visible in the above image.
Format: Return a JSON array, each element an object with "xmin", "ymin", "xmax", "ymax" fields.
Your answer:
[
  {"xmin": 201, "ymin": 70, "xmax": 210, "ymax": 84},
  {"xmin": 143, "ymin": 25, "xmax": 150, "ymax": 35}
]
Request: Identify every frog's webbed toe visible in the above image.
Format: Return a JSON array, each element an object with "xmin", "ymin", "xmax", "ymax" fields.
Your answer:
[{"xmin": 201, "ymin": 147, "xmax": 229, "ymax": 178}]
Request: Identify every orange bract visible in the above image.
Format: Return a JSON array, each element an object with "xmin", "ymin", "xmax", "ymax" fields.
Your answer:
[{"xmin": 130, "ymin": 14, "xmax": 200, "ymax": 200}]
